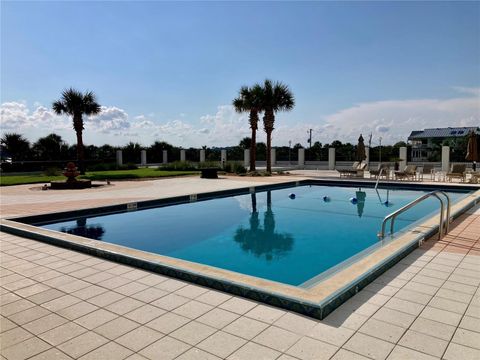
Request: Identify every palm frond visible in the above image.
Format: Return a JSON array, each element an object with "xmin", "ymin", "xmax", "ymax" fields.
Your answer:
[{"xmin": 52, "ymin": 101, "xmax": 66, "ymax": 115}]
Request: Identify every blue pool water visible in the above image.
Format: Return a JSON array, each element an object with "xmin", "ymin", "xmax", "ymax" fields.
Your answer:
[{"xmin": 41, "ymin": 185, "xmax": 468, "ymax": 286}]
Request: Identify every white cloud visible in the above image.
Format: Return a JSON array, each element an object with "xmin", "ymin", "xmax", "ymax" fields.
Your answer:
[
  {"xmin": 315, "ymin": 96, "xmax": 480, "ymax": 145},
  {"xmin": 199, "ymin": 105, "xmax": 250, "ymax": 145},
  {"xmin": 453, "ymin": 86, "xmax": 480, "ymax": 96},
  {"xmin": 86, "ymin": 106, "xmax": 131, "ymax": 133},
  {"xmin": 0, "ymin": 101, "xmax": 69, "ymax": 132},
  {"xmin": 2, "ymin": 87, "xmax": 479, "ymax": 147}
]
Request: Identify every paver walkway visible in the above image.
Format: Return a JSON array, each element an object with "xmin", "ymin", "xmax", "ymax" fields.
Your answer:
[{"xmin": 1, "ymin": 176, "xmax": 479, "ymax": 359}]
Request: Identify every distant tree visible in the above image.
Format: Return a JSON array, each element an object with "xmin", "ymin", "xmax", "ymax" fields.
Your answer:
[
  {"xmin": 52, "ymin": 88, "xmax": 101, "ymax": 173},
  {"xmin": 259, "ymin": 80, "xmax": 295, "ymax": 172},
  {"xmin": 227, "ymin": 145, "xmax": 244, "ymax": 161},
  {"xmin": 256, "ymin": 142, "xmax": 267, "ymax": 161},
  {"xmin": 84, "ymin": 144, "xmax": 100, "ymax": 161},
  {"xmin": 233, "ymin": 84, "xmax": 264, "ymax": 171},
  {"xmin": 97, "ymin": 144, "xmax": 117, "ymax": 160},
  {"xmin": 306, "ymin": 141, "xmax": 326, "ymax": 161},
  {"xmin": 393, "ymin": 141, "xmax": 407, "ymax": 148},
  {"xmin": 32, "ymin": 133, "xmax": 66, "ymax": 161},
  {"xmin": 331, "ymin": 140, "xmax": 343, "ymax": 148},
  {"xmin": 148, "ymin": 141, "xmax": 174, "ymax": 162},
  {"xmin": 0, "ymin": 133, "xmax": 30, "ymax": 161},
  {"xmin": 239, "ymin": 137, "xmax": 252, "ymax": 150},
  {"xmin": 122, "ymin": 142, "xmax": 142, "ymax": 163}
]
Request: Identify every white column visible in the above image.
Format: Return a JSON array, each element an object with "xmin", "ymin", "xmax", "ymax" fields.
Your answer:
[
  {"xmin": 271, "ymin": 148, "xmax": 276, "ymax": 166},
  {"xmin": 244, "ymin": 149, "xmax": 250, "ymax": 168},
  {"xmin": 442, "ymin": 146, "xmax": 450, "ymax": 172},
  {"xmin": 162, "ymin": 150, "xmax": 168, "ymax": 164},
  {"xmin": 116, "ymin": 150, "xmax": 123, "ymax": 166},
  {"xmin": 221, "ymin": 149, "xmax": 227, "ymax": 168},
  {"xmin": 200, "ymin": 149, "xmax": 206, "ymax": 163},
  {"xmin": 140, "ymin": 150, "xmax": 147, "ymax": 165},
  {"xmin": 328, "ymin": 148, "xmax": 336, "ymax": 170},
  {"xmin": 180, "ymin": 149, "xmax": 186, "ymax": 162},
  {"xmin": 399, "ymin": 147, "xmax": 407, "ymax": 170},
  {"xmin": 298, "ymin": 148, "xmax": 305, "ymax": 166}
]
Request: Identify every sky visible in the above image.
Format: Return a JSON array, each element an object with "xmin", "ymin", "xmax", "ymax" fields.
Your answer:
[{"xmin": 1, "ymin": 1, "xmax": 479, "ymax": 148}]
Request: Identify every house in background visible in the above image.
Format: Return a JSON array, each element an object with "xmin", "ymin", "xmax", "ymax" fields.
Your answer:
[{"xmin": 408, "ymin": 127, "xmax": 480, "ymax": 162}]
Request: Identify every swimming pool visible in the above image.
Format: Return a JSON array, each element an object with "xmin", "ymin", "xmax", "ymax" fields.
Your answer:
[
  {"xmin": 40, "ymin": 184, "xmax": 467, "ymax": 286},
  {"xmin": 3, "ymin": 180, "xmax": 479, "ymax": 318}
]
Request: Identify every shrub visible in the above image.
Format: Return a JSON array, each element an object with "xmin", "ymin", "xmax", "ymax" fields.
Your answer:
[
  {"xmin": 223, "ymin": 162, "xmax": 233, "ymax": 173},
  {"xmin": 198, "ymin": 161, "xmax": 218, "ymax": 169},
  {"xmin": 157, "ymin": 161, "xmax": 196, "ymax": 171},
  {"xmin": 119, "ymin": 163, "xmax": 138, "ymax": 170},
  {"xmin": 87, "ymin": 162, "xmax": 117, "ymax": 171},
  {"xmin": 232, "ymin": 163, "xmax": 247, "ymax": 174},
  {"xmin": 221, "ymin": 162, "xmax": 247, "ymax": 174}
]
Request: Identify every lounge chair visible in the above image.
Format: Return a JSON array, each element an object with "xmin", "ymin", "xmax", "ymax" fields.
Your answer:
[
  {"xmin": 394, "ymin": 165, "xmax": 417, "ymax": 181},
  {"xmin": 418, "ymin": 164, "xmax": 435, "ymax": 181},
  {"xmin": 469, "ymin": 172, "xmax": 480, "ymax": 184},
  {"xmin": 354, "ymin": 162, "xmax": 367, "ymax": 178},
  {"xmin": 337, "ymin": 161, "xmax": 359, "ymax": 178},
  {"xmin": 369, "ymin": 163, "xmax": 390, "ymax": 179},
  {"xmin": 446, "ymin": 164, "xmax": 466, "ymax": 182},
  {"xmin": 337, "ymin": 161, "xmax": 367, "ymax": 178}
]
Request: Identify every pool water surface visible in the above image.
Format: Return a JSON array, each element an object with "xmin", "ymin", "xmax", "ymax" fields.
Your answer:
[{"xmin": 41, "ymin": 185, "xmax": 469, "ymax": 286}]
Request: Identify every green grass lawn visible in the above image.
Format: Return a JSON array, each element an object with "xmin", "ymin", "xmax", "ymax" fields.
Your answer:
[{"xmin": 0, "ymin": 168, "xmax": 199, "ymax": 186}]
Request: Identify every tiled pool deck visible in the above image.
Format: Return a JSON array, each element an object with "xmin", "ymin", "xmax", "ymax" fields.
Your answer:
[{"xmin": 1, "ymin": 174, "xmax": 479, "ymax": 359}]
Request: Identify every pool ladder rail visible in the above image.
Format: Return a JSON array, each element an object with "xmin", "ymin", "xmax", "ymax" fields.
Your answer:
[
  {"xmin": 374, "ymin": 167, "xmax": 386, "ymax": 190},
  {"xmin": 378, "ymin": 190, "xmax": 451, "ymax": 241}
]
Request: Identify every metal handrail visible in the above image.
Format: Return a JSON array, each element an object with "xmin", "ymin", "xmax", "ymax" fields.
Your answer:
[
  {"xmin": 374, "ymin": 168, "xmax": 385, "ymax": 190},
  {"xmin": 437, "ymin": 191, "xmax": 451, "ymax": 233},
  {"xmin": 378, "ymin": 190, "xmax": 451, "ymax": 240}
]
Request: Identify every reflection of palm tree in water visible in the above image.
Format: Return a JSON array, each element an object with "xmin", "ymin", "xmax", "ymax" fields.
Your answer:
[
  {"xmin": 60, "ymin": 218, "xmax": 105, "ymax": 240},
  {"xmin": 234, "ymin": 191, "xmax": 293, "ymax": 261}
]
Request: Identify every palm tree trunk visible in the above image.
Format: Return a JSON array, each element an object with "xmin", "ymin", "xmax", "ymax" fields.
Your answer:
[
  {"xmin": 266, "ymin": 130, "xmax": 272, "ymax": 173},
  {"xmin": 249, "ymin": 110, "xmax": 258, "ymax": 172},
  {"xmin": 264, "ymin": 109, "xmax": 274, "ymax": 173},
  {"xmin": 76, "ymin": 131, "xmax": 85, "ymax": 174},
  {"xmin": 73, "ymin": 115, "xmax": 85, "ymax": 174},
  {"xmin": 250, "ymin": 127, "xmax": 256, "ymax": 172}
]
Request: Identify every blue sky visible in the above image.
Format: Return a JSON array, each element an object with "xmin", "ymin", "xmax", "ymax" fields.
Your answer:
[{"xmin": 1, "ymin": 1, "xmax": 479, "ymax": 147}]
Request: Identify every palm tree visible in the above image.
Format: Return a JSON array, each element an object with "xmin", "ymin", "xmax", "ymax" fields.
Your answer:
[
  {"xmin": 52, "ymin": 88, "xmax": 101, "ymax": 173},
  {"xmin": 0, "ymin": 133, "xmax": 31, "ymax": 161},
  {"xmin": 233, "ymin": 84, "xmax": 263, "ymax": 171},
  {"xmin": 260, "ymin": 80, "xmax": 295, "ymax": 173}
]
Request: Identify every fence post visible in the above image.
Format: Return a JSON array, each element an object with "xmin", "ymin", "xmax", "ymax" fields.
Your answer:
[
  {"xmin": 116, "ymin": 150, "xmax": 123, "ymax": 167},
  {"xmin": 141, "ymin": 150, "xmax": 147, "ymax": 165},
  {"xmin": 162, "ymin": 150, "xmax": 168, "ymax": 164},
  {"xmin": 221, "ymin": 149, "xmax": 227, "ymax": 168},
  {"xmin": 442, "ymin": 146, "xmax": 450, "ymax": 172},
  {"xmin": 399, "ymin": 147, "xmax": 407, "ymax": 169},
  {"xmin": 298, "ymin": 148, "xmax": 305, "ymax": 166},
  {"xmin": 328, "ymin": 148, "xmax": 335, "ymax": 170},
  {"xmin": 271, "ymin": 148, "xmax": 276, "ymax": 167},
  {"xmin": 200, "ymin": 149, "xmax": 206, "ymax": 163},
  {"xmin": 180, "ymin": 149, "xmax": 186, "ymax": 162},
  {"xmin": 244, "ymin": 149, "xmax": 250, "ymax": 168}
]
